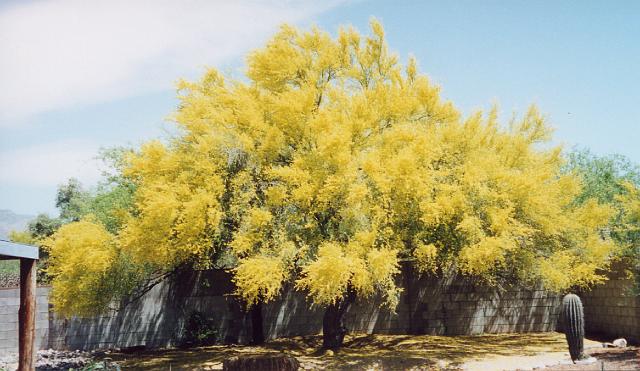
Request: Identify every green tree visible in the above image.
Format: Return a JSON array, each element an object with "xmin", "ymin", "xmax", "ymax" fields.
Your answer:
[
  {"xmin": 9, "ymin": 148, "xmax": 137, "ymax": 285},
  {"xmin": 564, "ymin": 148, "xmax": 640, "ymax": 287},
  {"xmin": 85, "ymin": 147, "xmax": 137, "ymax": 234},
  {"xmin": 26, "ymin": 213, "xmax": 63, "ymax": 240},
  {"xmin": 564, "ymin": 148, "xmax": 640, "ymax": 205},
  {"xmin": 56, "ymin": 178, "xmax": 91, "ymax": 222}
]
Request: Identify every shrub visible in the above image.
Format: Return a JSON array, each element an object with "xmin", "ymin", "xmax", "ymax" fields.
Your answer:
[{"xmin": 179, "ymin": 311, "xmax": 217, "ymax": 348}]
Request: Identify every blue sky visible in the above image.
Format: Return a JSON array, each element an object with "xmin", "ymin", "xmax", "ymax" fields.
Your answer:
[{"xmin": 1, "ymin": 0, "xmax": 639, "ymax": 216}]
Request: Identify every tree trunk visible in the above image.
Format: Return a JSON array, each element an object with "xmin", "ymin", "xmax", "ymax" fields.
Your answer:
[
  {"xmin": 249, "ymin": 300, "xmax": 264, "ymax": 345},
  {"xmin": 322, "ymin": 291, "xmax": 355, "ymax": 350},
  {"xmin": 223, "ymin": 354, "xmax": 299, "ymax": 371}
]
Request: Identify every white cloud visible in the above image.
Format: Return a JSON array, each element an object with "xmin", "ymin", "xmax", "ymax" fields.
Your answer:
[
  {"xmin": 0, "ymin": 0, "xmax": 344, "ymax": 124},
  {"xmin": 0, "ymin": 140, "xmax": 102, "ymax": 187}
]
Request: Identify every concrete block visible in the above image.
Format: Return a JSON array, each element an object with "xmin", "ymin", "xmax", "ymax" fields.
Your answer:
[
  {"xmin": 443, "ymin": 302, "xmax": 458, "ymax": 311},
  {"xmin": 36, "ymin": 296, "xmax": 49, "ymax": 305},
  {"xmin": 0, "ymin": 313, "xmax": 17, "ymax": 324},
  {"xmin": 443, "ymin": 309, "xmax": 479, "ymax": 319},
  {"xmin": 0, "ymin": 266, "xmax": 631, "ymax": 352},
  {"xmin": 0, "ymin": 298, "xmax": 19, "ymax": 306},
  {"xmin": 0, "ymin": 289, "xmax": 18, "ymax": 298},
  {"xmin": 458, "ymin": 301, "xmax": 480, "ymax": 311},
  {"xmin": 0, "ymin": 305, "xmax": 17, "ymax": 315},
  {"xmin": 0, "ymin": 322, "xmax": 17, "ymax": 332},
  {"xmin": 424, "ymin": 326, "xmax": 446, "ymax": 335}
]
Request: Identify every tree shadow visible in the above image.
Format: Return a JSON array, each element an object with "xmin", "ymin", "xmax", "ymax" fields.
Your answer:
[
  {"xmin": 104, "ymin": 332, "xmax": 575, "ymax": 370},
  {"xmin": 48, "ymin": 264, "xmax": 567, "ymax": 352},
  {"xmin": 48, "ymin": 269, "xmax": 253, "ymax": 350}
]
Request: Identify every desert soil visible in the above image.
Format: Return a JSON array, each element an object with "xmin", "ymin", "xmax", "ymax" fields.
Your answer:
[{"xmin": 96, "ymin": 332, "xmax": 638, "ymax": 370}]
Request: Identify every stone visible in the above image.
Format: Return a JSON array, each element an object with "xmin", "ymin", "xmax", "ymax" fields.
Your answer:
[
  {"xmin": 32, "ymin": 349, "xmax": 121, "ymax": 371},
  {"xmin": 574, "ymin": 356, "xmax": 597, "ymax": 365},
  {"xmin": 603, "ymin": 338, "xmax": 628, "ymax": 348},
  {"xmin": 612, "ymin": 338, "xmax": 627, "ymax": 348}
]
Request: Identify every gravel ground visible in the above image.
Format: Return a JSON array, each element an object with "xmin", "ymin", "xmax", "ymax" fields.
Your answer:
[
  {"xmin": 462, "ymin": 345, "xmax": 639, "ymax": 371},
  {"xmin": 0, "ymin": 335, "xmax": 635, "ymax": 370},
  {"xmin": 540, "ymin": 347, "xmax": 639, "ymax": 370},
  {"xmin": 99, "ymin": 332, "xmax": 603, "ymax": 370},
  {"xmin": 0, "ymin": 272, "xmax": 19, "ymax": 288},
  {"xmin": 0, "ymin": 349, "xmax": 121, "ymax": 371}
]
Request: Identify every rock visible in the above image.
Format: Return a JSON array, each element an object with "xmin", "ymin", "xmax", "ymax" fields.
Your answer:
[
  {"xmin": 612, "ymin": 338, "xmax": 627, "ymax": 348},
  {"xmin": 0, "ymin": 354, "xmax": 18, "ymax": 371},
  {"xmin": 603, "ymin": 338, "xmax": 628, "ymax": 348},
  {"xmin": 32, "ymin": 349, "xmax": 120, "ymax": 371},
  {"xmin": 324, "ymin": 350, "xmax": 334, "ymax": 356},
  {"xmin": 91, "ymin": 349, "xmax": 107, "ymax": 357},
  {"xmin": 574, "ymin": 356, "xmax": 597, "ymax": 365}
]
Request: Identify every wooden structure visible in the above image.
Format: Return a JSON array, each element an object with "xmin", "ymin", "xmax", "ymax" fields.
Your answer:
[
  {"xmin": 0, "ymin": 240, "xmax": 38, "ymax": 371},
  {"xmin": 223, "ymin": 354, "xmax": 300, "ymax": 371}
]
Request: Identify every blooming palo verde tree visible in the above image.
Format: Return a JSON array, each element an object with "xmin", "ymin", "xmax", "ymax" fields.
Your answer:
[{"xmin": 45, "ymin": 20, "xmax": 618, "ymax": 350}]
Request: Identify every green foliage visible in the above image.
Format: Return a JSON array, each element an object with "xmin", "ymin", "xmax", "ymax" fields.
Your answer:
[
  {"xmin": 75, "ymin": 360, "xmax": 120, "ymax": 371},
  {"xmin": 56, "ymin": 178, "xmax": 92, "ymax": 222},
  {"xmin": 27, "ymin": 213, "xmax": 63, "ymax": 240},
  {"xmin": 563, "ymin": 148, "xmax": 640, "ymax": 244},
  {"xmin": 54, "ymin": 148, "xmax": 137, "ymax": 234},
  {"xmin": 86, "ymin": 182, "xmax": 136, "ymax": 234},
  {"xmin": 564, "ymin": 148, "xmax": 640, "ymax": 205},
  {"xmin": 98, "ymin": 146, "xmax": 134, "ymax": 183},
  {"xmin": 91, "ymin": 147, "xmax": 138, "ymax": 233},
  {"xmin": 564, "ymin": 148, "xmax": 640, "ymax": 286},
  {"xmin": 12, "ymin": 146, "xmax": 136, "ymax": 241},
  {"xmin": 179, "ymin": 311, "xmax": 218, "ymax": 348}
]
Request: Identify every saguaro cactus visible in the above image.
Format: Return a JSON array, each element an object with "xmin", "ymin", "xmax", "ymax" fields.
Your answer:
[{"xmin": 562, "ymin": 293, "xmax": 587, "ymax": 362}]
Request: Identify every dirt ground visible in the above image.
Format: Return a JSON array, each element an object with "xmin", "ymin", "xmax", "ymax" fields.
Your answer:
[
  {"xmin": 540, "ymin": 347, "xmax": 639, "ymax": 370},
  {"xmin": 100, "ymin": 332, "xmax": 639, "ymax": 370}
]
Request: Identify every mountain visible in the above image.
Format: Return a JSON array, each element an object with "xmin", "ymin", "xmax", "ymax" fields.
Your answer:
[{"xmin": 0, "ymin": 209, "xmax": 33, "ymax": 240}]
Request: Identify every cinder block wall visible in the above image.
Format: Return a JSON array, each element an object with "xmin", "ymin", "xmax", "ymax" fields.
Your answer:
[
  {"xmin": 581, "ymin": 264, "xmax": 640, "ymax": 344},
  {"xmin": 265, "ymin": 267, "xmax": 562, "ymax": 339},
  {"xmin": 1, "ymin": 266, "xmax": 565, "ymax": 353},
  {"xmin": 48, "ymin": 269, "xmax": 251, "ymax": 351},
  {"xmin": 45, "ymin": 265, "xmax": 564, "ymax": 351},
  {"xmin": 2, "ymin": 266, "xmax": 637, "ymax": 355},
  {"xmin": 0, "ymin": 287, "xmax": 49, "ymax": 356}
]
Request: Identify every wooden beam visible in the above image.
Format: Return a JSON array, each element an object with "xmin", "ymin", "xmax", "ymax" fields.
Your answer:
[{"xmin": 19, "ymin": 258, "xmax": 36, "ymax": 371}]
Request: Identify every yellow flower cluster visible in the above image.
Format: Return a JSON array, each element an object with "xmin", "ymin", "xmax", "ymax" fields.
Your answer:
[
  {"xmin": 45, "ymin": 20, "xmax": 619, "ymax": 317},
  {"xmin": 44, "ymin": 219, "xmax": 116, "ymax": 316}
]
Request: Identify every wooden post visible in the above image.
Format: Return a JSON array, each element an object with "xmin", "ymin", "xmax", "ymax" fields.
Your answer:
[{"xmin": 19, "ymin": 258, "xmax": 36, "ymax": 371}]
